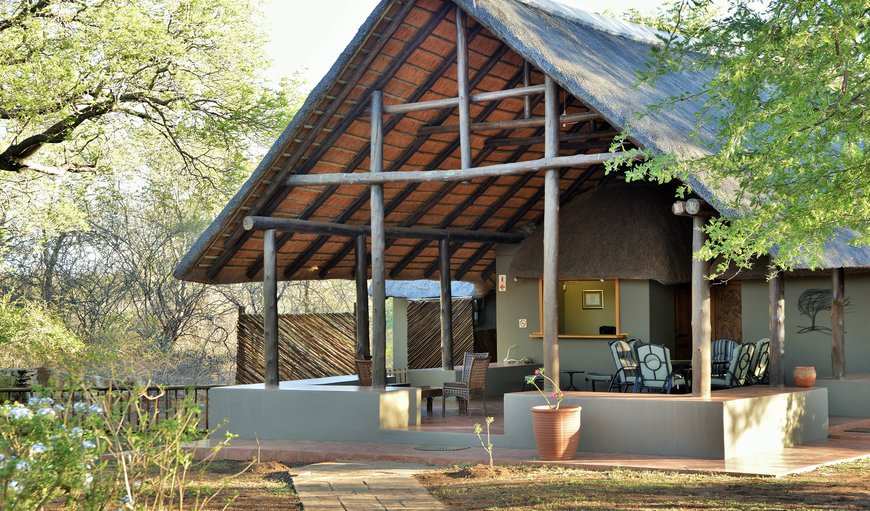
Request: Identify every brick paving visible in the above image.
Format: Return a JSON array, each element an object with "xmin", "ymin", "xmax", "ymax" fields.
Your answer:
[{"xmin": 292, "ymin": 460, "xmax": 448, "ymax": 511}]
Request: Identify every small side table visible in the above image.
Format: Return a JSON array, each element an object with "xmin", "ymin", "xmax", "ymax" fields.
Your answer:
[
  {"xmin": 561, "ymin": 370, "xmax": 585, "ymax": 391},
  {"xmin": 585, "ymin": 372, "xmax": 613, "ymax": 392},
  {"xmin": 420, "ymin": 386, "xmax": 442, "ymax": 415}
]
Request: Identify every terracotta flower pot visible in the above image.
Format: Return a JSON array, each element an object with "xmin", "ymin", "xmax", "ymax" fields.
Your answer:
[
  {"xmin": 793, "ymin": 366, "xmax": 816, "ymax": 388},
  {"xmin": 531, "ymin": 405, "xmax": 582, "ymax": 461}
]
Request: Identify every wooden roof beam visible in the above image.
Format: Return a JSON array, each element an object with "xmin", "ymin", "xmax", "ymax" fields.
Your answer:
[
  {"xmin": 382, "ymin": 84, "xmax": 545, "ymax": 115},
  {"xmin": 672, "ymin": 198, "xmax": 715, "ymax": 217},
  {"xmin": 244, "ymin": 20, "xmax": 490, "ymax": 279},
  {"xmin": 483, "ymin": 129, "xmax": 619, "ymax": 148},
  {"xmin": 285, "ymin": 151, "xmax": 632, "ymax": 187},
  {"xmin": 417, "ymin": 111, "xmax": 600, "ymax": 136},
  {"xmin": 242, "ymin": 216, "xmax": 524, "ymax": 244},
  {"xmin": 206, "ymin": 0, "xmax": 450, "ymax": 280}
]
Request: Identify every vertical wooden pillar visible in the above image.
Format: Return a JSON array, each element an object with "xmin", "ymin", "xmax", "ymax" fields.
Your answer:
[
  {"xmin": 522, "ymin": 61, "xmax": 531, "ymax": 119},
  {"xmin": 542, "ymin": 75, "xmax": 560, "ymax": 392},
  {"xmin": 263, "ymin": 228, "xmax": 279, "ymax": 389},
  {"xmin": 831, "ymin": 267, "xmax": 845, "ymax": 380},
  {"xmin": 455, "ymin": 6, "xmax": 471, "ymax": 170},
  {"xmin": 439, "ymin": 238, "xmax": 454, "ymax": 370},
  {"xmin": 354, "ymin": 234, "xmax": 370, "ymax": 360},
  {"xmin": 370, "ymin": 90, "xmax": 387, "ymax": 389},
  {"xmin": 768, "ymin": 272, "xmax": 786, "ymax": 386},
  {"xmin": 691, "ymin": 215, "xmax": 712, "ymax": 398}
]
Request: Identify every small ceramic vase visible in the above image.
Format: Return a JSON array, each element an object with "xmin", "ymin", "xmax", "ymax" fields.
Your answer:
[{"xmin": 792, "ymin": 366, "xmax": 816, "ymax": 388}]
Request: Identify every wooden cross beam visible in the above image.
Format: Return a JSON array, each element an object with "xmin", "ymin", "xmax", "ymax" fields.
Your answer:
[
  {"xmin": 242, "ymin": 216, "xmax": 525, "ymax": 244},
  {"xmin": 417, "ymin": 112, "xmax": 601, "ymax": 136},
  {"xmin": 285, "ymin": 152, "xmax": 631, "ymax": 187}
]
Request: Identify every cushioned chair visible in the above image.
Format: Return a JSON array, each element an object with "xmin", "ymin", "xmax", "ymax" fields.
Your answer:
[
  {"xmin": 712, "ymin": 342, "xmax": 756, "ymax": 389},
  {"xmin": 607, "ymin": 340, "xmax": 639, "ymax": 392},
  {"xmin": 635, "ymin": 344, "xmax": 686, "ymax": 393},
  {"xmin": 355, "ymin": 359, "xmax": 372, "ymax": 386},
  {"xmin": 748, "ymin": 338, "xmax": 770, "ymax": 385},
  {"xmin": 711, "ymin": 338, "xmax": 739, "ymax": 373},
  {"xmin": 443, "ymin": 352, "xmax": 489, "ymax": 416}
]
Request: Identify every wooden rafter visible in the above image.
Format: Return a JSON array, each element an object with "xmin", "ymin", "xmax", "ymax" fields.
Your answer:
[
  {"xmin": 209, "ymin": 0, "xmax": 449, "ymax": 279},
  {"xmin": 242, "ymin": 13, "xmax": 486, "ymax": 279}
]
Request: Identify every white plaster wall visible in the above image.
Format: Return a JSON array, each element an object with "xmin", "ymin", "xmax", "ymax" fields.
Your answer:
[{"xmin": 391, "ymin": 298, "xmax": 408, "ymax": 370}]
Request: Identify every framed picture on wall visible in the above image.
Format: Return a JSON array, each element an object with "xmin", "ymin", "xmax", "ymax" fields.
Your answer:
[{"xmin": 582, "ymin": 290, "xmax": 604, "ymax": 309}]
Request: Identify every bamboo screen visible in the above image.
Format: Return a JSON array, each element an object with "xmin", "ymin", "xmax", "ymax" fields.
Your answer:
[
  {"xmin": 406, "ymin": 298, "xmax": 475, "ymax": 369},
  {"xmin": 236, "ymin": 312, "xmax": 356, "ymax": 384}
]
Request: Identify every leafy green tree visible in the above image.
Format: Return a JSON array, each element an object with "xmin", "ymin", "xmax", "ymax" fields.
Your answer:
[{"xmin": 609, "ymin": 0, "xmax": 868, "ymax": 273}]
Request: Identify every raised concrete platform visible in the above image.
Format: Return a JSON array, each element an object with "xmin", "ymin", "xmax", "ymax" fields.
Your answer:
[
  {"xmin": 504, "ymin": 387, "xmax": 829, "ymax": 459},
  {"xmin": 816, "ymin": 375, "xmax": 870, "ymax": 418},
  {"xmin": 188, "ymin": 436, "xmax": 870, "ymax": 478}
]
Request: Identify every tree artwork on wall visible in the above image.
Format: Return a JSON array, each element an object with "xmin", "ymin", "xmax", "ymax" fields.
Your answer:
[{"xmin": 797, "ymin": 289, "xmax": 851, "ymax": 335}]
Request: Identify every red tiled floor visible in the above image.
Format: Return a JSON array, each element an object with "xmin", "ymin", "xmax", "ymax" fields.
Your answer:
[{"xmin": 390, "ymin": 397, "xmax": 505, "ymax": 434}]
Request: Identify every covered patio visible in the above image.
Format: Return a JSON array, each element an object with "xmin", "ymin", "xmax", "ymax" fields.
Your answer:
[{"xmin": 175, "ymin": 0, "xmax": 870, "ymax": 462}]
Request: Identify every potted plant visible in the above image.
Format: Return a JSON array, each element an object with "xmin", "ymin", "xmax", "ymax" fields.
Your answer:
[{"xmin": 524, "ymin": 369, "xmax": 581, "ymax": 461}]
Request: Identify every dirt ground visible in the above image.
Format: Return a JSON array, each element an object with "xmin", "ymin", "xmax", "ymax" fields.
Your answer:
[
  {"xmin": 418, "ymin": 458, "xmax": 870, "ymax": 510},
  {"xmin": 186, "ymin": 460, "xmax": 302, "ymax": 511}
]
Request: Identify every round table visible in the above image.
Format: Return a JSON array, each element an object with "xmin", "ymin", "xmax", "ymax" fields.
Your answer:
[{"xmin": 561, "ymin": 370, "xmax": 585, "ymax": 391}]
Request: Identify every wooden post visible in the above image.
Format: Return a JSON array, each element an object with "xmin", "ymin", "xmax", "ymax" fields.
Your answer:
[
  {"xmin": 370, "ymin": 90, "xmax": 387, "ymax": 389},
  {"xmin": 354, "ymin": 235, "xmax": 370, "ymax": 360},
  {"xmin": 263, "ymin": 228, "xmax": 279, "ymax": 389},
  {"xmin": 832, "ymin": 267, "xmax": 846, "ymax": 380},
  {"xmin": 768, "ymin": 273, "xmax": 786, "ymax": 386},
  {"xmin": 455, "ymin": 6, "xmax": 471, "ymax": 170},
  {"xmin": 691, "ymin": 215, "xmax": 712, "ymax": 398},
  {"xmin": 523, "ymin": 61, "xmax": 531, "ymax": 119},
  {"xmin": 439, "ymin": 238, "xmax": 454, "ymax": 370},
  {"xmin": 542, "ymin": 75, "xmax": 560, "ymax": 392}
]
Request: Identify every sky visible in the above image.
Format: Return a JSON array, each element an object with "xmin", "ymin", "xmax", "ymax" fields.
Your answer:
[{"xmin": 262, "ymin": 0, "xmax": 664, "ymax": 85}]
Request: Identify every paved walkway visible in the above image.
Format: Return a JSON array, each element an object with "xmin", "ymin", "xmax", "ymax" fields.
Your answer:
[{"xmin": 293, "ymin": 460, "xmax": 448, "ymax": 511}]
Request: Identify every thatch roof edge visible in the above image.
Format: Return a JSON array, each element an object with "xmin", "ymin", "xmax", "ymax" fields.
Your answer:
[{"xmin": 172, "ymin": 0, "xmax": 396, "ymax": 281}]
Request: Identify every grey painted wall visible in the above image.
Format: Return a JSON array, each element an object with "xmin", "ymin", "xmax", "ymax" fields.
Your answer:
[
  {"xmin": 742, "ymin": 274, "xmax": 870, "ymax": 381},
  {"xmin": 649, "ymin": 281, "xmax": 676, "ymax": 350}
]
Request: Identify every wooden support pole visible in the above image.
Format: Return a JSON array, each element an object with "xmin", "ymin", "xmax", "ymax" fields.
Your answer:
[
  {"xmin": 439, "ymin": 238, "xmax": 454, "ymax": 371},
  {"xmin": 370, "ymin": 90, "xmax": 387, "ymax": 389},
  {"xmin": 542, "ymin": 75, "xmax": 560, "ymax": 393},
  {"xmin": 832, "ymin": 267, "xmax": 846, "ymax": 380},
  {"xmin": 285, "ymin": 151, "xmax": 630, "ymax": 187},
  {"xmin": 768, "ymin": 272, "xmax": 786, "ymax": 386},
  {"xmin": 455, "ymin": 6, "xmax": 471, "ymax": 170},
  {"xmin": 523, "ymin": 61, "xmax": 531, "ymax": 119},
  {"xmin": 691, "ymin": 216, "xmax": 712, "ymax": 398},
  {"xmin": 355, "ymin": 235, "xmax": 370, "ymax": 360},
  {"xmin": 263, "ymin": 228, "xmax": 279, "ymax": 389}
]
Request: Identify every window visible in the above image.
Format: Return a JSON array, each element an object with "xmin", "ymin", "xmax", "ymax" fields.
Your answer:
[{"xmin": 537, "ymin": 279, "xmax": 621, "ymax": 337}]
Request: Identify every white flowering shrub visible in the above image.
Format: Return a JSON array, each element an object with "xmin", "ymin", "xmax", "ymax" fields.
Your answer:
[{"xmin": 0, "ymin": 388, "xmax": 230, "ymax": 510}]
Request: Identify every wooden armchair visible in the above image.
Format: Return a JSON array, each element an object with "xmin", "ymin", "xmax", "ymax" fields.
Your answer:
[
  {"xmin": 442, "ymin": 352, "xmax": 489, "ymax": 416},
  {"xmin": 355, "ymin": 359, "xmax": 372, "ymax": 386}
]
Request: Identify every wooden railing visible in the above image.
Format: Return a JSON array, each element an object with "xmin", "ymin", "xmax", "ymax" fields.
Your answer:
[{"xmin": 0, "ymin": 384, "xmax": 224, "ymax": 430}]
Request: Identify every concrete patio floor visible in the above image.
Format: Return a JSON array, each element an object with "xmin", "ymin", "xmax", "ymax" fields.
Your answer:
[{"xmin": 188, "ymin": 417, "xmax": 870, "ymax": 478}]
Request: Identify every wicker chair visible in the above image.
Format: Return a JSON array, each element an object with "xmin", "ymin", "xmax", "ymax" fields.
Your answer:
[
  {"xmin": 442, "ymin": 352, "xmax": 489, "ymax": 417},
  {"xmin": 355, "ymin": 359, "xmax": 372, "ymax": 386}
]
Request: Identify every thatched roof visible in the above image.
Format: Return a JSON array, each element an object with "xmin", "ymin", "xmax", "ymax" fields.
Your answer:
[
  {"xmin": 173, "ymin": 0, "xmax": 870, "ymax": 286},
  {"xmin": 509, "ymin": 181, "xmax": 693, "ymax": 284}
]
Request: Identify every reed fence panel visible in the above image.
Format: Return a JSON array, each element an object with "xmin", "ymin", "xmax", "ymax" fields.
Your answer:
[
  {"xmin": 236, "ymin": 312, "xmax": 356, "ymax": 384},
  {"xmin": 407, "ymin": 298, "xmax": 474, "ymax": 369}
]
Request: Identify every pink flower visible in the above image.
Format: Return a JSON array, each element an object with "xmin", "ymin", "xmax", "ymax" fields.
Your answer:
[
  {"xmin": 551, "ymin": 392, "xmax": 558, "ymax": 398},
  {"xmin": 534, "ymin": 369, "xmax": 540, "ymax": 375}
]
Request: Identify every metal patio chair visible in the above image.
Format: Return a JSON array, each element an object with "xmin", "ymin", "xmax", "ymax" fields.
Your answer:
[
  {"xmin": 748, "ymin": 338, "xmax": 771, "ymax": 385},
  {"xmin": 712, "ymin": 342, "xmax": 756, "ymax": 389},
  {"xmin": 608, "ymin": 340, "xmax": 639, "ymax": 392},
  {"xmin": 711, "ymin": 338, "xmax": 739, "ymax": 373},
  {"xmin": 635, "ymin": 343, "xmax": 686, "ymax": 393},
  {"xmin": 443, "ymin": 352, "xmax": 489, "ymax": 416},
  {"xmin": 355, "ymin": 359, "xmax": 372, "ymax": 386}
]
